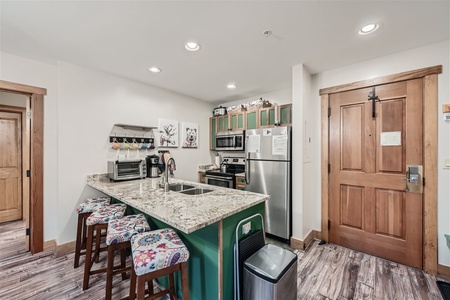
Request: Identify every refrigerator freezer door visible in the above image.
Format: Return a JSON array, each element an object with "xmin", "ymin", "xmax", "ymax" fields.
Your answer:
[
  {"xmin": 246, "ymin": 159, "xmax": 290, "ymax": 239},
  {"xmin": 246, "ymin": 127, "xmax": 290, "ymax": 161}
]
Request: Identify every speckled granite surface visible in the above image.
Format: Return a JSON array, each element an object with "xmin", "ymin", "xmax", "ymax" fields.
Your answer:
[{"xmin": 86, "ymin": 174, "xmax": 268, "ymax": 234}]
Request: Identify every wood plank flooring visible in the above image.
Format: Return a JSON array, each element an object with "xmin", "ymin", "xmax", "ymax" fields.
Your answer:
[
  {"xmin": 0, "ymin": 220, "xmax": 26, "ymax": 260},
  {"xmin": 0, "ymin": 221, "xmax": 447, "ymax": 299}
]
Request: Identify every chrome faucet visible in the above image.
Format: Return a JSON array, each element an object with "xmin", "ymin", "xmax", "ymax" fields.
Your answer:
[{"xmin": 164, "ymin": 157, "xmax": 176, "ymax": 192}]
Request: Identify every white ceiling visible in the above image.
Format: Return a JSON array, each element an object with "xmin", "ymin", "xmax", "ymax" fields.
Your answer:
[{"xmin": 1, "ymin": 1, "xmax": 449, "ymax": 104}]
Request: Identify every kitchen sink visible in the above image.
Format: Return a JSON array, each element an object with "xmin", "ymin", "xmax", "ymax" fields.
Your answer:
[
  {"xmin": 179, "ymin": 188, "xmax": 213, "ymax": 195},
  {"xmin": 168, "ymin": 183, "xmax": 196, "ymax": 192}
]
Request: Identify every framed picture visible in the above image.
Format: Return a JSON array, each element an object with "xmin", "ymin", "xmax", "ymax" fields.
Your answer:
[
  {"xmin": 181, "ymin": 122, "xmax": 198, "ymax": 148},
  {"xmin": 158, "ymin": 119, "xmax": 178, "ymax": 147}
]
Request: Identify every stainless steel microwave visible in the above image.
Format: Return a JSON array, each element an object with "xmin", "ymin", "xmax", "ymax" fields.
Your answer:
[
  {"xmin": 215, "ymin": 130, "xmax": 245, "ymax": 151},
  {"xmin": 107, "ymin": 159, "xmax": 146, "ymax": 181}
]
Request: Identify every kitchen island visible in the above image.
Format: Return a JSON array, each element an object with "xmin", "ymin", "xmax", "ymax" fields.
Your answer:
[{"xmin": 86, "ymin": 174, "xmax": 268, "ymax": 300}]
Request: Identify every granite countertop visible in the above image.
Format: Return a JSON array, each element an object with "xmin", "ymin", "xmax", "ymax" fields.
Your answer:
[{"xmin": 86, "ymin": 174, "xmax": 268, "ymax": 234}]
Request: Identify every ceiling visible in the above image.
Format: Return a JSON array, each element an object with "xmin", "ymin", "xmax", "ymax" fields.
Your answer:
[{"xmin": 1, "ymin": 1, "xmax": 449, "ymax": 104}]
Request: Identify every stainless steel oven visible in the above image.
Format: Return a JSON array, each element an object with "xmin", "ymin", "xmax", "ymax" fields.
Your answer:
[
  {"xmin": 215, "ymin": 130, "xmax": 245, "ymax": 151},
  {"xmin": 205, "ymin": 157, "xmax": 245, "ymax": 189},
  {"xmin": 205, "ymin": 173, "xmax": 234, "ymax": 188}
]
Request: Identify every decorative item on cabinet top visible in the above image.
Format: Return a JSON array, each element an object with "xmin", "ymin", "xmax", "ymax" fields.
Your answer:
[{"xmin": 109, "ymin": 123, "xmax": 157, "ymax": 150}]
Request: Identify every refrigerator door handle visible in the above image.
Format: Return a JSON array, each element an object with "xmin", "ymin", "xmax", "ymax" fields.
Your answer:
[{"xmin": 245, "ymin": 152, "xmax": 250, "ymax": 184}]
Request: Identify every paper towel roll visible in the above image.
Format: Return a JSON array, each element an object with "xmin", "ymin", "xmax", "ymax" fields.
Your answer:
[{"xmin": 214, "ymin": 154, "xmax": 221, "ymax": 168}]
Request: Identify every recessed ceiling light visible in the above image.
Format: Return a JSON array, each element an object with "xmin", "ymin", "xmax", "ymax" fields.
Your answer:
[
  {"xmin": 359, "ymin": 23, "xmax": 379, "ymax": 35},
  {"xmin": 185, "ymin": 42, "xmax": 200, "ymax": 52},
  {"xmin": 148, "ymin": 66, "xmax": 161, "ymax": 73},
  {"xmin": 227, "ymin": 83, "xmax": 237, "ymax": 89}
]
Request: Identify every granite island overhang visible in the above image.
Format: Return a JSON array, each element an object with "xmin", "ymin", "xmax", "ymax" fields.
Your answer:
[{"xmin": 86, "ymin": 174, "xmax": 269, "ymax": 300}]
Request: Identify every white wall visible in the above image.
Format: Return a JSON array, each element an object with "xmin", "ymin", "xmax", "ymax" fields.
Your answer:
[
  {"xmin": 297, "ymin": 40, "xmax": 450, "ymax": 265},
  {"xmin": 1, "ymin": 52, "xmax": 213, "ymax": 244}
]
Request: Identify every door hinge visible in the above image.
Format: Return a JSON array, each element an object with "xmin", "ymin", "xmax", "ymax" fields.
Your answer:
[
  {"xmin": 27, "ymin": 111, "xmax": 32, "ymax": 119},
  {"xmin": 328, "ymin": 107, "xmax": 331, "ymax": 117},
  {"xmin": 423, "ymin": 177, "xmax": 425, "ymax": 186},
  {"xmin": 26, "ymin": 228, "xmax": 30, "ymax": 236},
  {"xmin": 26, "ymin": 170, "xmax": 31, "ymax": 177},
  {"xmin": 328, "ymin": 164, "xmax": 331, "ymax": 173},
  {"xmin": 328, "ymin": 220, "xmax": 331, "ymax": 230}
]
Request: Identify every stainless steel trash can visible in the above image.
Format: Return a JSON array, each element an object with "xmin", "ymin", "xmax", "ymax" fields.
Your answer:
[{"xmin": 243, "ymin": 244, "xmax": 297, "ymax": 300}]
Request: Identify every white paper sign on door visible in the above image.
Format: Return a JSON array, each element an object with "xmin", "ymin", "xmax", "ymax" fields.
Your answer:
[
  {"xmin": 247, "ymin": 135, "xmax": 261, "ymax": 153},
  {"xmin": 272, "ymin": 135, "xmax": 288, "ymax": 155},
  {"xmin": 381, "ymin": 131, "xmax": 401, "ymax": 146}
]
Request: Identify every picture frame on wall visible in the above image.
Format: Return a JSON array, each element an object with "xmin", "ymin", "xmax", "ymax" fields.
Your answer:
[
  {"xmin": 181, "ymin": 122, "xmax": 198, "ymax": 148},
  {"xmin": 158, "ymin": 119, "xmax": 179, "ymax": 147}
]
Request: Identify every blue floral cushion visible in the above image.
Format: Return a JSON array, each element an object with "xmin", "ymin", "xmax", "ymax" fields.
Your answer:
[
  {"xmin": 85, "ymin": 203, "xmax": 127, "ymax": 226},
  {"xmin": 76, "ymin": 197, "xmax": 110, "ymax": 214},
  {"xmin": 106, "ymin": 214, "xmax": 151, "ymax": 245},
  {"xmin": 131, "ymin": 228, "xmax": 190, "ymax": 276}
]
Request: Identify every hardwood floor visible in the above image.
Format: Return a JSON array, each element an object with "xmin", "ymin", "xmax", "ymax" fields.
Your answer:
[
  {"xmin": 0, "ymin": 220, "xmax": 26, "ymax": 260},
  {"xmin": 0, "ymin": 222, "xmax": 446, "ymax": 299},
  {"xmin": 295, "ymin": 241, "xmax": 445, "ymax": 299}
]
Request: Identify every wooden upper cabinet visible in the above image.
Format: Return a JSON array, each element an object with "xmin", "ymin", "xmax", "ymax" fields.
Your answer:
[
  {"xmin": 245, "ymin": 110, "xmax": 258, "ymax": 130},
  {"xmin": 230, "ymin": 112, "xmax": 245, "ymax": 130},
  {"xmin": 217, "ymin": 115, "xmax": 229, "ymax": 132},
  {"xmin": 279, "ymin": 104, "xmax": 292, "ymax": 126}
]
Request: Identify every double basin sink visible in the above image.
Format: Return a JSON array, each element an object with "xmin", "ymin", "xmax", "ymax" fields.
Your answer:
[{"xmin": 168, "ymin": 183, "xmax": 212, "ymax": 195}]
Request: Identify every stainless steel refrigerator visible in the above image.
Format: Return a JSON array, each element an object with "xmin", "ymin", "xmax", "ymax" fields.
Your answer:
[{"xmin": 244, "ymin": 126, "xmax": 291, "ymax": 242}]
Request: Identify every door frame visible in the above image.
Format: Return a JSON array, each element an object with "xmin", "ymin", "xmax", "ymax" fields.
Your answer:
[
  {"xmin": 319, "ymin": 65, "xmax": 441, "ymax": 274},
  {"xmin": 0, "ymin": 80, "xmax": 46, "ymax": 254}
]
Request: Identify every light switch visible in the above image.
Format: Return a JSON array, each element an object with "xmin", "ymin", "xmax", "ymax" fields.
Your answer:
[{"xmin": 444, "ymin": 157, "xmax": 450, "ymax": 168}]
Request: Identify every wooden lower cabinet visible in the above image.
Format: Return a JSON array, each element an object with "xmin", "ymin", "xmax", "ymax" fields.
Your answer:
[
  {"xmin": 235, "ymin": 175, "xmax": 245, "ymax": 190},
  {"xmin": 198, "ymin": 171, "xmax": 206, "ymax": 184}
]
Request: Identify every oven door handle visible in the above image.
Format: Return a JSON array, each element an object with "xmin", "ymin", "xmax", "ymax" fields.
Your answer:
[
  {"xmin": 206, "ymin": 174, "xmax": 233, "ymax": 181},
  {"xmin": 245, "ymin": 152, "xmax": 250, "ymax": 185}
]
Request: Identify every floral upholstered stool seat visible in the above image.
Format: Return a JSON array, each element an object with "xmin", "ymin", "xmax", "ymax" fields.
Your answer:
[
  {"xmin": 74, "ymin": 196, "xmax": 110, "ymax": 268},
  {"xmin": 82, "ymin": 203, "xmax": 127, "ymax": 291},
  {"xmin": 104, "ymin": 214, "xmax": 151, "ymax": 300},
  {"xmin": 129, "ymin": 228, "xmax": 190, "ymax": 300}
]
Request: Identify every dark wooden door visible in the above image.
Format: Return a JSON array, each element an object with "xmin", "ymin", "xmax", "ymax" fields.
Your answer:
[
  {"xmin": 329, "ymin": 79, "xmax": 423, "ymax": 268},
  {"xmin": 0, "ymin": 111, "xmax": 22, "ymax": 223}
]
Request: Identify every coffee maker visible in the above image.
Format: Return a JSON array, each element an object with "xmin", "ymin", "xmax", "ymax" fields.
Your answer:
[{"xmin": 146, "ymin": 155, "xmax": 161, "ymax": 178}]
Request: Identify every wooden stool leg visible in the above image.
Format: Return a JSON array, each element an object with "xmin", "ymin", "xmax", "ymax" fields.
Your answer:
[
  {"xmin": 137, "ymin": 275, "xmax": 146, "ymax": 300},
  {"xmin": 82, "ymin": 225, "xmax": 94, "ymax": 290},
  {"xmin": 129, "ymin": 264, "xmax": 137, "ymax": 300},
  {"xmin": 94, "ymin": 227, "xmax": 102, "ymax": 263},
  {"xmin": 74, "ymin": 213, "xmax": 84, "ymax": 268},
  {"xmin": 168, "ymin": 273, "xmax": 177, "ymax": 300},
  {"xmin": 105, "ymin": 244, "xmax": 115, "ymax": 300},
  {"xmin": 180, "ymin": 262, "xmax": 190, "ymax": 300},
  {"xmin": 120, "ymin": 248, "xmax": 127, "ymax": 280}
]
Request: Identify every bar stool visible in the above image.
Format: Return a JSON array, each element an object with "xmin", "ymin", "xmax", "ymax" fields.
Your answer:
[
  {"xmin": 105, "ymin": 213, "xmax": 151, "ymax": 300},
  {"xmin": 82, "ymin": 203, "xmax": 127, "ymax": 290},
  {"xmin": 129, "ymin": 228, "xmax": 190, "ymax": 300},
  {"xmin": 74, "ymin": 196, "xmax": 110, "ymax": 268}
]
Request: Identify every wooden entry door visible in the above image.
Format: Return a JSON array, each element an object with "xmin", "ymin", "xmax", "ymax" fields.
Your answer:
[
  {"xmin": 0, "ymin": 111, "xmax": 23, "ymax": 223},
  {"xmin": 329, "ymin": 79, "xmax": 423, "ymax": 269}
]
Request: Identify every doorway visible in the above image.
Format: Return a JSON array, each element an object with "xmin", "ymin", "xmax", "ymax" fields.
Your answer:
[
  {"xmin": 320, "ymin": 65, "xmax": 441, "ymax": 273},
  {"xmin": 0, "ymin": 80, "xmax": 45, "ymax": 254},
  {"xmin": 0, "ymin": 92, "xmax": 30, "ymax": 251}
]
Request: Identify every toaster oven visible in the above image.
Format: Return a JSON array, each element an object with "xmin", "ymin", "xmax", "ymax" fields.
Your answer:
[{"xmin": 107, "ymin": 159, "xmax": 146, "ymax": 181}]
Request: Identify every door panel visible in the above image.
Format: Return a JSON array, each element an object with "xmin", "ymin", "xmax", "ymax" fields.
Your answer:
[
  {"xmin": 329, "ymin": 79, "xmax": 423, "ymax": 269},
  {"xmin": 341, "ymin": 105, "xmax": 364, "ymax": 171},
  {"xmin": 0, "ymin": 111, "xmax": 22, "ymax": 223}
]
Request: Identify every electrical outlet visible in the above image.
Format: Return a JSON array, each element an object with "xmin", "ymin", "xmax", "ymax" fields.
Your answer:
[
  {"xmin": 443, "ymin": 104, "xmax": 450, "ymax": 113},
  {"xmin": 242, "ymin": 222, "xmax": 251, "ymax": 235}
]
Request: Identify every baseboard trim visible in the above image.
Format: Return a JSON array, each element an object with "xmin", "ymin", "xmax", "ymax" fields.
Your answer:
[
  {"xmin": 290, "ymin": 230, "xmax": 321, "ymax": 250},
  {"xmin": 55, "ymin": 240, "xmax": 76, "ymax": 257},
  {"xmin": 42, "ymin": 239, "xmax": 76, "ymax": 257},
  {"xmin": 438, "ymin": 264, "xmax": 450, "ymax": 279},
  {"xmin": 43, "ymin": 239, "xmax": 56, "ymax": 251}
]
